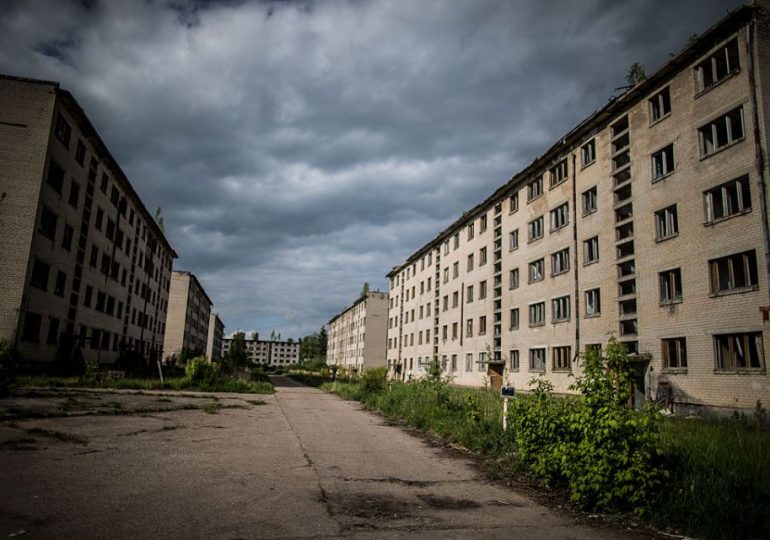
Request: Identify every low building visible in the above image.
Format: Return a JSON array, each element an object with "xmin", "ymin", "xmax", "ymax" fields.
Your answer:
[
  {"xmin": 221, "ymin": 337, "xmax": 300, "ymax": 367},
  {"xmin": 162, "ymin": 271, "xmax": 212, "ymax": 362},
  {"xmin": 386, "ymin": 3, "xmax": 770, "ymax": 413},
  {"xmin": 0, "ymin": 74, "xmax": 176, "ymax": 370},
  {"xmin": 206, "ymin": 313, "xmax": 224, "ymax": 361},
  {"xmin": 327, "ymin": 291, "xmax": 388, "ymax": 371}
]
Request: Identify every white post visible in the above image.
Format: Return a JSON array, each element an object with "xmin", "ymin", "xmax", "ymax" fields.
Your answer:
[{"xmin": 503, "ymin": 397, "xmax": 509, "ymax": 431}]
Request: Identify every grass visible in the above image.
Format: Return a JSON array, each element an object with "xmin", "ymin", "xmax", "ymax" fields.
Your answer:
[
  {"xmin": 319, "ymin": 377, "xmax": 770, "ymax": 540},
  {"xmin": 13, "ymin": 375, "xmax": 274, "ymax": 394},
  {"xmin": 26, "ymin": 427, "xmax": 88, "ymax": 445}
]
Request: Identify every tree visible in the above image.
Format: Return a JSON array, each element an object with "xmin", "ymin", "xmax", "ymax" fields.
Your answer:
[
  {"xmin": 361, "ymin": 282, "xmax": 370, "ymax": 297},
  {"xmin": 625, "ymin": 62, "xmax": 647, "ymax": 86},
  {"xmin": 225, "ymin": 331, "xmax": 248, "ymax": 372},
  {"xmin": 154, "ymin": 207, "xmax": 165, "ymax": 233},
  {"xmin": 251, "ymin": 331, "xmax": 259, "ymax": 342}
]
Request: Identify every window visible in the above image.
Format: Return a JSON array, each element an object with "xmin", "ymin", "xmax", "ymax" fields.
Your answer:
[
  {"xmin": 655, "ymin": 205, "xmax": 679, "ymax": 240},
  {"xmin": 695, "ymin": 38, "xmax": 739, "ymax": 93},
  {"xmin": 75, "ymin": 139, "xmax": 86, "ymax": 166},
  {"xmin": 581, "ymin": 139, "xmax": 596, "ymax": 167},
  {"xmin": 709, "ymin": 250, "xmax": 758, "ymax": 293},
  {"xmin": 509, "ymin": 229, "xmax": 519, "ymax": 251},
  {"xmin": 479, "ymin": 280, "xmax": 487, "ymax": 300},
  {"xmin": 47, "ymin": 317, "xmax": 60, "ymax": 345},
  {"xmin": 529, "ymin": 259, "xmax": 544, "ymax": 283},
  {"xmin": 466, "ymin": 318, "xmax": 473, "ymax": 337},
  {"xmin": 480, "ymin": 247, "xmax": 487, "ymax": 266},
  {"xmin": 528, "ymin": 175, "xmax": 543, "ymax": 201},
  {"xmin": 704, "ymin": 175, "xmax": 751, "ymax": 223},
  {"xmin": 585, "ymin": 288, "xmax": 601, "ymax": 316},
  {"xmin": 453, "ymin": 262, "xmax": 459, "ymax": 278},
  {"xmin": 550, "ymin": 159, "xmax": 568, "ymax": 188},
  {"xmin": 529, "ymin": 302, "xmax": 545, "ymax": 327},
  {"xmin": 529, "ymin": 348, "xmax": 546, "ymax": 371},
  {"xmin": 110, "ymin": 185, "xmax": 120, "ymax": 207},
  {"xmin": 479, "ymin": 316, "xmax": 487, "ymax": 335},
  {"xmin": 467, "ymin": 254, "xmax": 474, "ymax": 272},
  {"xmin": 553, "ymin": 346, "xmax": 571, "ymax": 371},
  {"xmin": 583, "ymin": 236, "xmax": 599, "ymax": 264},
  {"xmin": 662, "ymin": 338, "xmax": 687, "ymax": 370},
  {"xmin": 509, "ymin": 192, "xmax": 519, "ymax": 213},
  {"xmin": 54, "ymin": 270, "xmax": 66, "ymax": 297},
  {"xmin": 509, "ymin": 308, "xmax": 519, "ymax": 330},
  {"xmin": 54, "ymin": 113, "xmax": 71, "ymax": 147},
  {"xmin": 467, "ymin": 222, "xmax": 475, "ymax": 240},
  {"xmin": 509, "ymin": 350, "xmax": 519, "ymax": 371},
  {"xmin": 528, "ymin": 216, "xmax": 544, "ymax": 242},
  {"xmin": 452, "ymin": 322, "xmax": 458, "ymax": 340},
  {"xmin": 451, "ymin": 354, "xmax": 458, "ymax": 372},
  {"xmin": 443, "ymin": 241, "xmax": 449, "ymax": 255},
  {"xmin": 652, "ymin": 144, "xmax": 675, "ymax": 180},
  {"xmin": 68, "ymin": 181, "xmax": 80, "ymax": 208},
  {"xmin": 699, "ymin": 107, "xmax": 745, "ymax": 156},
  {"xmin": 95, "ymin": 207, "xmax": 104, "ymax": 231},
  {"xmin": 453, "ymin": 233, "xmax": 460, "ymax": 249},
  {"xmin": 714, "ymin": 332, "xmax": 763, "ymax": 370},
  {"xmin": 551, "ymin": 248, "xmax": 570, "ymax": 276},
  {"xmin": 30, "ymin": 259, "xmax": 50, "ymax": 290},
  {"xmin": 89, "ymin": 245, "xmax": 99, "ymax": 268},
  {"xmin": 550, "ymin": 203, "xmax": 569, "ymax": 231},
  {"xmin": 659, "ymin": 268, "xmax": 683, "ymax": 304},
  {"xmin": 84, "ymin": 285, "xmax": 93, "ymax": 308},
  {"xmin": 509, "ymin": 268, "xmax": 519, "ymax": 289},
  {"xmin": 39, "ymin": 206, "xmax": 58, "ymax": 240},
  {"xmin": 465, "ymin": 353, "xmax": 473, "ymax": 372},
  {"xmin": 552, "ymin": 296, "xmax": 570, "ymax": 322},
  {"xmin": 62, "ymin": 224, "xmax": 74, "ymax": 251},
  {"xmin": 96, "ymin": 291, "xmax": 106, "ymax": 312},
  {"xmin": 452, "ymin": 291, "xmax": 459, "ymax": 308},
  {"xmin": 649, "ymin": 87, "xmax": 671, "ymax": 123},
  {"xmin": 47, "ymin": 160, "xmax": 65, "ymax": 193},
  {"xmin": 443, "ymin": 267, "xmax": 449, "ymax": 283},
  {"xmin": 443, "ymin": 295, "xmax": 448, "ymax": 311},
  {"xmin": 582, "ymin": 187, "xmax": 597, "ymax": 216},
  {"xmin": 466, "ymin": 285, "xmax": 474, "ymax": 303},
  {"xmin": 477, "ymin": 352, "xmax": 487, "ymax": 372},
  {"xmin": 21, "ymin": 312, "xmax": 42, "ymax": 342}
]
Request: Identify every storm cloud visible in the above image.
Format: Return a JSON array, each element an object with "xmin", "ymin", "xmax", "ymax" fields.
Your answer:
[{"xmin": 0, "ymin": 0, "xmax": 741, "ymax": 337}]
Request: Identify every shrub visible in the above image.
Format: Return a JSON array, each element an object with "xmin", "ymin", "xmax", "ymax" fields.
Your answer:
[
  {"xmin": 360, "ymin": 367, "xmax": 387, "ymax": 393},
  {"xmin": 184, "ymin": 356, "xmax": 219, "ymax": 385}
]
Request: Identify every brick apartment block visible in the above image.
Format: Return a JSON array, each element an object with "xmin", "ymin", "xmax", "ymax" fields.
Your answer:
[
  {"xmin": 386, "ymin": 3, "xmax": 770, "ymax": 413},
  {"xmin": 162, "ymin": 270, "xmax": 213, "ymax": 362},
  {"xmin": 327, "ymin": 291, "xmax": 389, "ymax": 371},
  {"xmin": 0, "ymin": 74, "xmax": 177, "ymax": 370}
]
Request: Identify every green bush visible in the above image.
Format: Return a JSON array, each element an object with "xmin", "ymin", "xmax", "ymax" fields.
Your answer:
[
  {"xmin": 184, "ymin": 356, "xmax": 220, "ymax": 385},
  {"xmin": 360, "ymin": 367, "xmax": 387, "ymax": 393},
  {"xmin": 510, "ymin": 338, "xmax": 666, "ymax": 514}
]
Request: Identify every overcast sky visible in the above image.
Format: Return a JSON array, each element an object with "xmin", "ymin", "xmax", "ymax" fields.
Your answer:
[{"xmin": 0, "ymin": 0, "xmax": 742, "ymax": 339}]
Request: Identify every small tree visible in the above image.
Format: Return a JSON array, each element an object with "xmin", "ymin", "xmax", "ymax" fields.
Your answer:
[
  {"xmin": 154, "ymin": 207, "xmax": 165, "ymax": 233},
  {"xmin": 225, "ymin": 331, "xmax": 248, "ymax": 373},
  {"xmin": 361, "ymin": 282, "xmax": 370, "ymax": 297},
  {"xmin": 625, "ymin": 62, "xmax": 647, "ymax": 86}
]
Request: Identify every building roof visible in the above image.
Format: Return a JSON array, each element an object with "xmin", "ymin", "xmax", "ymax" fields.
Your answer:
[
  {"xmin": 387, "ymin": 3, "xmax": 754, "ymax": 278},
  {"xmin": 172, "ymin": 270, "xmax": 214, "ymax": 308},
  {"xmin": 327, "ymin": 290, "xmax": 388, "ymax": 325}
]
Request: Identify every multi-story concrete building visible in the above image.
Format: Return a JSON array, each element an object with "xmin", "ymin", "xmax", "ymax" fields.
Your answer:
[
  {"xmin": 327, "ymin": 291, "xmax": 388, "ymax": 371},
  {"xmin": 0, "ymin": 74, "xmax": 176, "ymax": 370},
  {"xmin": 387, "ymin": 3, "xmax": 770, "ymax": 413},
  {"xmin": 221, "ymin": 337, "xmax": 300, "ymax": 367},
  {"xmin": 162, "ymin": 271, "xmax": 212, "ymax": 362},
  {"xmin": 206, "ymin": 313, "xmax": 225, "ymax": 362}
]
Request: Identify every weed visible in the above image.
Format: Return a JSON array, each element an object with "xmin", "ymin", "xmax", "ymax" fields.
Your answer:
[
  {"xmin": 246, "ymin": 399, "xmax": 266, "ymax": 406},
  {"xmin": 26, "ymin": 427, "xmax": 88, "ymax": 445}
]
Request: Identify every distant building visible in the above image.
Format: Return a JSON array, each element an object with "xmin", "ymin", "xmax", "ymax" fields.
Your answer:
[
  {"xmin": 221, "ymin": 337, "xmax": 300, "ymax": 367},
  {"xmin": 327, "ymin": 291, "xmax": 388, "ymax": 371},
  {"xmin": 206, "ymin": 313, "xmax": 224, "ymax": 361},
  {"xmin": 163, "ymin": 271, "xmax": 212, "ymax": 361},
  {"xmin": 0, "ymin": 74, "xmax": 176, "ymax": 369},
  {"xmin": 386, "ymin": 3, "xmax": 770, "ymax": 413}
]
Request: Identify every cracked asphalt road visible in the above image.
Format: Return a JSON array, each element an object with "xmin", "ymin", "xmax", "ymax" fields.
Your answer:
[{"xmin": 0, "ymin": 377, "xmax": 652, "ymax": 539}]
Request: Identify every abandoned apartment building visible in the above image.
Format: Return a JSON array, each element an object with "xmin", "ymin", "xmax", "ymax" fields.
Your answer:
[
  {"xmin": 0, "ymin": 74, "xmax": 177, "ymax": 370},
  {"xmin": 386, "ymin": 3, "xmax": 770, "ymax": 414},
  {"xmin": 326, "ymin": 290, "xmax": 389, "ymax": 372}
]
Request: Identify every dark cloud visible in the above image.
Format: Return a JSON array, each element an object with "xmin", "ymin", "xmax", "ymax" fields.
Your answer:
[{"xmin": 0, "ymin": 0, "xmax": 741, "ymax": 337}]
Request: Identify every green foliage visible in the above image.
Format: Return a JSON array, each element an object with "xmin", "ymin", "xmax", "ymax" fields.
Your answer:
[
  {"xmin": 184, "ymin": 356, "xmax": 219, "ymax": 385},
  {"xmin": 511, "ymin": 338, "xmax": 666, "ymax": 514},
  {"xmin": 299, "ymin": 327, "xmax": 327, "ymax": 363},
  {"xmin": 654, "ymin": 416, "xmax": 770, "ymax": 539},
  {"xmin": 360, "ymin": 367, "xmax": 387, "ymax": 393},
  {"xmin": 224, "ymin": 331, "xmax": 248, "ymax": 373},
  {"xmin": 625, "ymin": 61, "xmax": 647, "ymax": 86}
]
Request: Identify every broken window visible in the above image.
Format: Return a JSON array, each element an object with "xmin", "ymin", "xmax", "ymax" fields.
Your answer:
[
  {"xmin": 553, "ymin": 346, "xmax": 571, "ymax": 371},
  {"xmin": 550, "ymin": 159, "xmax": 569, "ymax": 188},
  {"xmin": 709, "ymin": 250, "xmax": 758, "ymax": 293},
  {"xmin": 581, "ymin": 139, "xmax": 596, "ymax": 167},
  {"xmin": 529, "ymin": 302, "xmax": 545, "ymax": 327},
  {"xmin": 652, "ymin": 144, "xmax": 675, "ymax": 180},
  {"xmin": 696, "ymin": 38, "xmax": 739, "ymax": 92},
  {"xmin": 529, "ymin": 348, "xmax": 546, "ymax": 371},
  {"xmin": 662, "ymin": 337, "xmax": 687, "ymax": 369},
  {"xmin": 655, "ymin": 205, "xmax": 679, "ymax": 240},
  {"xmin": 659, "ymin": 268, "xmax": 683, "ymax": 304},
  {"xmin": 714, "ymin": 332, "xmax": 763, "ymax": 370},
  {"xmin": 583, "ymin": 236, "xmax": 599, "ymax": 264},
  {"xmin": 46, "ymin": 160, "xmax": 65, "ymax": 193},
  {"xmin": 704, "ymin": 175, "xmax": 751, "ymax": 223},
  {"xmin": 582, "ymin": 186, "xmax": 597, "ymax": 216},
  {"xmin": 552, "ymin": 295, "xmax": 570, "ymax": 323},
  {"xmin": 649, "ymin": 86, "xmax": 671, "ymax": 123},
  {"xmin": 528, "ymin": 175, "xmax": 543, "ymax": 202},
  {"xmin": 529, "ymin": 258, "xmax": 545, "ymax": 283},
  {"xmin": 551, "ymin": 247, "xmax": 570, "ymax": 276},
  {"xmin": 550, "ymin": 202, "xmax": 569, "ymax": 231},
  {"xmin": 585, "ymin": 288, "xmax": 601, "ymax": 316},
  {"xmin": 528, "ymin": 215, "xmax": 544, "ymax": 242},
  {"xmin": 699, "ymin": 107, "xmax": 744, "ymax": 156},
  {"xmin": 509, "ymin": 229, "xmax": 519, "ymax": 251}
]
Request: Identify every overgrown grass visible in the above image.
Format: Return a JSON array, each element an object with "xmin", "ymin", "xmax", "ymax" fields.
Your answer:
[
  {"xmin": 653, "ymin": 416, "xmax": 770, "ymax": 539},
  {"xmin": 12, "ymin": 375, "xmax": 273, "ymax": 394}
]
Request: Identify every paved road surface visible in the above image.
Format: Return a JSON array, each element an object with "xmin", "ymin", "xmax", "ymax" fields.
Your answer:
[{"xmin": 0, "ymin": 377, "xmax": 651, "ymax": 539}]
